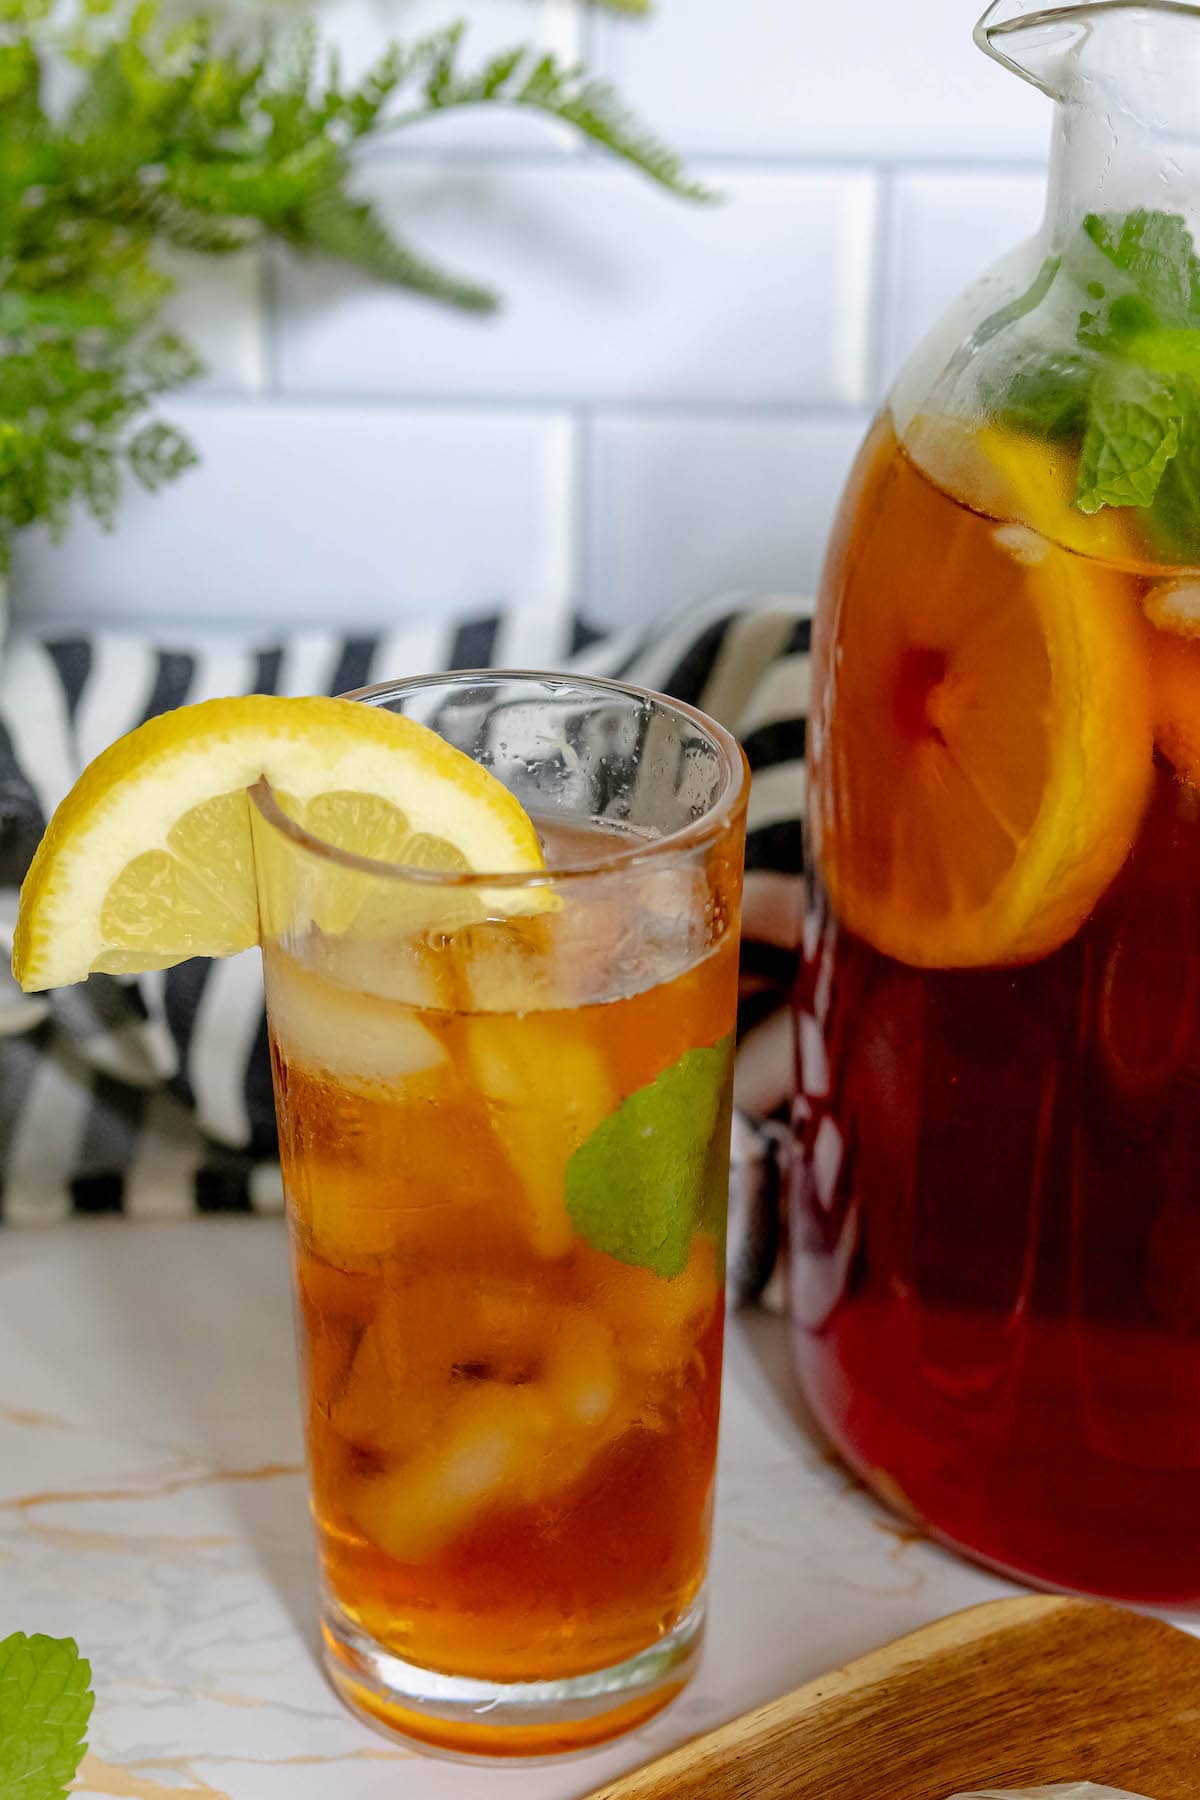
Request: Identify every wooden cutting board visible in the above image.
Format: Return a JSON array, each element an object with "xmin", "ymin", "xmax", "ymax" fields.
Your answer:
[{"xmin": 585, "ymin": 1595, "xmax": 1200, "ymax": 1799}]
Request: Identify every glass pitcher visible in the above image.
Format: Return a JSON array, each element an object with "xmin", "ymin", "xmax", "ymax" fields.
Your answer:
[{"xmin": 791, "ymin": 1, "xmax": 1200, "ymax": 1604}]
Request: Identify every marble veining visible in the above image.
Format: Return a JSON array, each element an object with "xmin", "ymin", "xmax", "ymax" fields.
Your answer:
[{"xmin": 3, "ymin": 1218, "xmax": 1039, "ymax": 1799}]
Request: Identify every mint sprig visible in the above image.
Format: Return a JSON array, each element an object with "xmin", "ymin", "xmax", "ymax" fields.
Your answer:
[
  {"xmin": 0, "ymin": 1633, "xmax": 93, "ymax": 1800},
  {"xmin": 565, "ymin": 1035, "xmax": 733, "ymax": 1280},
  {"xmin": 986, "ymin": 206, "xmax": 1200, "ymax": 555},
  {"xmin": 1152, "ymin": 379, "xmax": 1200, "ymax": 558},
  {"xmin": 1083, "ymin": 208, "xmax": 1200, "ymax": 325},
  {"xmin": 1076, "ymin": 362, "xmax": 1182, "ymax": 513}
]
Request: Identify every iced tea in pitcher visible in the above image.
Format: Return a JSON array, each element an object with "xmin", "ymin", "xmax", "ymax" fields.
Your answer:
[
  {"xmin": 254, "ymin": 674, "xmax": 747, "ymax": 1754},
  {"xmin": 793, "ymin": 2, "xmax": 1200, "ymax": 1603}
]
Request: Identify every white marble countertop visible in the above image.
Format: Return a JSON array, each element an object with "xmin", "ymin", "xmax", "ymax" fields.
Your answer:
[{"xmin": 0, "ymin": 1218, "xmax": 1028, "ymax": 1800}]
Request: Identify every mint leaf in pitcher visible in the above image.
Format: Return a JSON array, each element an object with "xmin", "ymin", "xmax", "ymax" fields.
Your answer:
[
  {"xmin": 984, "ymin": 350, "xmax": 1094, "ymax": 442},
  {"xmin": 1146, "ymin": 375, "xmax": 1200, "ymax": 558},
  {"xmin": 1083, "ymin": 208, "xmax": 1200, "ymax": 324},
  {"xmin": 1076, "ymin": 363, "xmax": 1182, "ymax": 513},
  {"xmin": 565, "ymin": 1035, "xmax": 734, "ymax": 1279},
  {"xmin": 985, "ymin": 205, "xmax": 1200, "ymax": 553}
]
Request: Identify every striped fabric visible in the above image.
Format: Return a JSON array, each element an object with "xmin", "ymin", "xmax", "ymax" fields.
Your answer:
[{"xmin": 0, "ymin": 597, "xmax": 810, "ymax": 1301}]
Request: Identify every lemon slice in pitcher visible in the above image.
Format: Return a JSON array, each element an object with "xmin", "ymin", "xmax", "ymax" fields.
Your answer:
[
  {"xmin": 13, "ymin": 695, "xmax": 546, "ymax": 992},
  {"xmin": 815, "ymin": 424, "xmax": 1153, "ymax": 969}
]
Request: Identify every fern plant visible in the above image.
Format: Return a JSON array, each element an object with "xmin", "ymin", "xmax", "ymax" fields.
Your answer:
[{"xmin": 0, "ymin": 0, "xmax": 705, "ymax": 576}]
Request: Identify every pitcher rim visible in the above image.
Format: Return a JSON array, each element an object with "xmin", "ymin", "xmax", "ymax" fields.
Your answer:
[{"xmin": 977, "ymin": 0, "xmax": 1200, "ymax": 90}]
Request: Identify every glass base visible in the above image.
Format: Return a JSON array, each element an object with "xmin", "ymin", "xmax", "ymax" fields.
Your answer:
[{"xmin": 321, "ymin": 1594, "xmax": 706, "ymax": 1759}]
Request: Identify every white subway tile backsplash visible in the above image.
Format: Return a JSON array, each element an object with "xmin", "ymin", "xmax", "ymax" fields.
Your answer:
[
  {"xmin": 585, "ymin": 413, "xmax": 871, "ymax": 628},
  {"xmin": 588, "ymin": 0, "xmax": 1052, "ymax": 158},
  {"xmin": 14, "ymin": 401, "xmax": 575, "ymax": 632},
  {"xmin": 316, "ymin": 0, "xmax": 580, "ymax": 72},
  {"xmin": 314, "ymin": 0, "xmax": 582, "ymax": 151},
  {"xmin": 158, "ymin": 250, "xmax": 266, "ymax": 395},
  {"xmin": 275, "ymin": 162, "xmax": 876, "ymax": 406},
  {"xmin": 881, "ymin": 170, "xmax": 1047, "ymax": 392},
  {"xmin": 5, "ymin": 2, "xmax": 1070, "ymax": 641}
]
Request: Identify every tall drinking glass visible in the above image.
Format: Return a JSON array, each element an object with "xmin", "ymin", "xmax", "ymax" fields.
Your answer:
[{"xmin": 249, "ymin": 672, "xmax": 747, "ymax": 1756}]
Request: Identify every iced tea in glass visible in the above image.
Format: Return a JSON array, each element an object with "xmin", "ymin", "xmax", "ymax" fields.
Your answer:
[{"xmin": 251, "ymin": 673, "xmax": 747, "ymax": 1753}]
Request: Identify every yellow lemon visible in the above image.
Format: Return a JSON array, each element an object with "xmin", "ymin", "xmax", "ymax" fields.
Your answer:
[
  {"xmin": 814, "ymin": 421, "xmax": 1153, "ymax": 968},
  {"xmin": 13, "ymin": 694, "xmax": 545, "ymax": 991}
]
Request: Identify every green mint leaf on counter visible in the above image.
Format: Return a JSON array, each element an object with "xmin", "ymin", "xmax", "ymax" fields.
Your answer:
[
  {"xmin": 565, "ymin": 1035, "xmax": 734, "ymax": 1279},
  {"xmin": 0, "ymin": 1633, "xmax": 94, "ymax": 1800},
  {"xmin": 1076, "ymin": 363, "xmax": 1182, "ymax": 513}
]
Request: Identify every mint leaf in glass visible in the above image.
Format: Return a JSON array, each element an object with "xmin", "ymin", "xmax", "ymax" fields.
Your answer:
[
  {"xmin": 565, "ymin": 1035, "xmax": 734, "ymax": 1279},
  {"xmin": 1076, "ymin": 363, "xmax": 1182, "ymax": 513},
  {"xmin": 0, "ymin": 1633, "xmax": 94, "ymax": 1800}
]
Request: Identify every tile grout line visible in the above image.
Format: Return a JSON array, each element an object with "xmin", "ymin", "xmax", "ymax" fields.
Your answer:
[
  {"xmin": 173, "ymin": 391, "xmax": 870, "ymax": 421},
  {"xmin": 572, "ymin": 405, "xmax": 594, "ymax": 620},
  {"xmin": 579, "ymin": 0, "xmax": 599, "ymax": 68},
  {"xmin": 577, "ymin": 0, "xmax": 609, "ymax": 171},
  {"xmin": 358, "ymin": 142, "xmax": 1049, "ymax": 179},
  {"xmin": 258, "ymin": 245, "xmax": 284, "ymax": 397},
  {"xmin": 864, "ymin": 165, "xmax": 897, "ymax": 408}
]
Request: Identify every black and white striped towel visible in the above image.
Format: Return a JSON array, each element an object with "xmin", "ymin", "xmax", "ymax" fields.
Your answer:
[{"xmin": 0, "ymin": 596, "xmax": 810, "ymax": 1303}]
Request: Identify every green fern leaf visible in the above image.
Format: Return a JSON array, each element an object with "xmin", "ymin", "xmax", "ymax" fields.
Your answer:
[
  {"xmin": 476, "ymin": 47, "xmax": 524, "ymax": 100},
  {"xmin": 0, "ymin": 288, "xmax": 124, "ymax": 334},
  {"xmin": 0, "ymin": 0, "xmax": 52, "ymax": 22},
  {"xmin": 136, "ymin": 329, "xmax": 204, "ymax": 391},
  {"xmin": 417, "ymin": 22, "xmax": 467, "ymax": 110},
  {"xmin": 403, "ymin": 41, "xmax": 712, "ymax": 200},
  {"xmin": 0, "ymin": 0, "xmax": 695, "ymax": 567},
  {"xmin": 337, "ymin": 41, "xmax": 409, "ymax": 139},
  {"xmin": 0, "ymin": 421, "xmax": 34, "ymax": 479},
  {"xmin": 0, "ymin": 38, "xmax": 37, "ymax": 104},
  {"xmin": 128, "ymin": 417, "xmax": 198, "ymax": 490},
  {"xmin": 88, "ymin": 183, "xmax": 259, "ymax": 253},
  {"xmin": 293, "ymin": 186, "xmax": 497, "ymax": 312},
  {"xmin": 80, "ymin": 441, "xmax": 120, "ymax": 527},
  {"xmin": 519, "ymin": 62, "xmax": 712, "ymax": 199},
  {"xmin": 263, "ymin": 16, "xmax": 317, "ymax": 110},
  {"xmin": 165, "ymin": 138, "xmax": 341, "ymax": 220},
  {"xmin": 44, "ymin": 450, "xmax": 79, "ymax": 538}
]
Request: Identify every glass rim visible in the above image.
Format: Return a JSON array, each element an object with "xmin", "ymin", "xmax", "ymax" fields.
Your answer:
[{"xmin": 248, "ymin": 668, "xmax": 749, "ymax": 888}]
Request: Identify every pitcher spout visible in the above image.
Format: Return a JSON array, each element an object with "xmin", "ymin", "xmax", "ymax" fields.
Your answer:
[{"xmin": 977, "ymin": 0, "xmax": 1200, "ymax": 118}]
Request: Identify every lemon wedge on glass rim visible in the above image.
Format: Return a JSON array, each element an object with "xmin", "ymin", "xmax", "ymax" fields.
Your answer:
[{"xmin": 12, "ymin": 694, "xmax": 548, "ymax": 992}]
